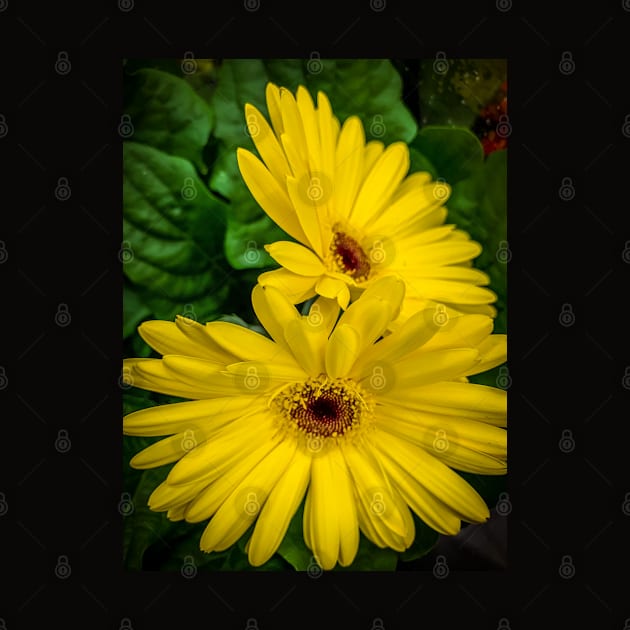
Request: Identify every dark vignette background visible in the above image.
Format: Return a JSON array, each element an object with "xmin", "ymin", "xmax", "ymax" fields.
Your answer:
[{"xmin": 1, "ymin": 1, "xmax": 628, "ymax": 629}]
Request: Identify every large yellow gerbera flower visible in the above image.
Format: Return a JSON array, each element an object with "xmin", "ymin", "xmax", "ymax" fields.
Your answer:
[
  {"xmin": 123, "ymin": 276, "xmax": 507, "ymax": 570},
  {"xmin": 237, "ymin": 83, "xmax": 497, "ymax": 324}
]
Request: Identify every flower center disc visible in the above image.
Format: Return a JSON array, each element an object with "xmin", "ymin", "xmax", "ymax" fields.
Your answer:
[
  {"xmin": 274, "ymin": 375, "xmax": 369, "ymax": 439},
  {"xmin": 330, "ymin": 231, "xmax": 371, "ymax": 281}
]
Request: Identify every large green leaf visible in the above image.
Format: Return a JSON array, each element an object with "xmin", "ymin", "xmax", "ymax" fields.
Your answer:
[
  {"xmin": 123, "ymin": 141, "xmax": 232, "ymax": 322},
  {"xmin": 410, "ymin": 126, "xmax": 484, "ymax": 186},
  {"xmin": 123, "ymin": 68, "xmax": 214, "ymax": 173},
  {"xmin": 123, "ymin": 281, "xmax": 152, "ymax": 339}
]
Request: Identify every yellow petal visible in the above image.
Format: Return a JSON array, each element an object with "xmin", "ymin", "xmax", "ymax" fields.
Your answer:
[
  {"xmin": 124, "ymin": 358, "xmax": 221, "ymax": 399},
  {"xmin": 357, "ymin": 308, "xmax": 440, "ymax": 368},
  {"xmin": 334, "ymin": 116, "xmax": 365, "ymax": 221},
  {"xmin": 265, "ymin": 241, "xmax": 326, "ymax": 276},
  {"xmin": 328, "ymin": 448, "xmax": 360, "ymax": 567},
  {"xmin": 325, "ymin": 324, "xmax": 361, "ymax": 379},
  {"xmin": 315, "ymin": 275, "xmax": 350, "ymax": 310},
  {"xmin": 265, "ymin": 83, "xmax": 284, "ymax": 135},
  {"xmin": 123, "ymin": 396, "xmax": 253, "ymax": 437},
  {"xmin": 149, "ymin": 478, "xmax": 207, "ymax": 511},
  {"xmin": 418, "ymin": 313, "xmax": 494, "ymax": 351},
  {"xmin": 464, "ymin": 335, "xmax": 507, "ymax": 376},
  {"xmin": 284, "ymin": 318, "xmax": 326, "ymax": 377},
  {"xmin": 350, "ymin": 142, "xmax": 409, "ymax": 227},
  {"xmin": 244, "ymin": 103, "xmax": 291, "ymax": 184},
  {"xmin": 138, "ymin": 319, "xmax": 232, "ymax": 362},
  {"xmin": 296, "ymin": 85, "xmax": 322, "ymax": 170},
  {"xmin": 130, "ymin": 426, "xmax": 211, "ymax": 469},
  {"xmin": 237, "ymin": 148, "xmax": 308, "ymax": 243},
  {"xmin": 361, "ymin": 348, "xmax": 480, "ymax": 391},
  {"xmin": 257, "ymin": 268, "xmax": 318, "ymax": 304},
  {"xmin": 317, "ymin": 91, "xmax": 337, "ymax": 191},
  {"xmin": 251, "ymin": 283, "xmax": 300, "ymax": 353},
  {"xmin": 340, "ymin": 441, "xmax": 409, "ymax": 540},
  {"xmin": 247, "ymin": 446, "xmax": 311, "ymax": 567},
  {"xmin": 286, "ymin": 176, "xmax": 325, "ymax": 257},
  {"xmin": 279, "ymin": 87, "xmax": 308, "ymax": 164},
  {"xmin": 167, "ymin": 409, "xmax": 276, "ymax": 486},
  {"xmin": 204, "ymin": 320, "xmax": 294, "ymax": 364},
  {"xmin": 200, "ymin": 439, "xmax": 297, "ymax": 551},
  {"xmin": 377, "ymin": 453, "xmax": 461, "ymax": 535},
  {"xmin": 374, "ymin": 432, "xmax": 491, "ymax": 523},
  {"xmin": 362, "ymin": 140, "xmax": 384, "ymax": 178}
]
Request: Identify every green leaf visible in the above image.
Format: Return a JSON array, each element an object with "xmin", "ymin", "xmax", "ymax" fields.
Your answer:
[
  {"xmin": 265, "ymin": 58, "xmax": 418, "ymax": 144},
  {"xmin": 408, "ymin": 147, "xmax": 438, "ymax": 180},
  {"xmin": 410, "ymin": 126, "xmax": 484, "ymax": 185},
  {"xmin": 397, "ymin": 512, "xmax": 440, "ymax": 563},
  {"xmin": 123, "ymin": 281, "xmax": 152, "ymax": 339},
  {"xmin": 332, "ymin": 535, "xmax": 398, "ymax": 572},
  {"xmin": 123, "ymin": 466, "xmax": 174, "ymax": 569},
  {"xmin": 124, "ymin": 68, "xmax": 214, "ymax": 172},
  {"xmin": 123, "ymin": 141, "xmax": 232, "ymax": 322}
]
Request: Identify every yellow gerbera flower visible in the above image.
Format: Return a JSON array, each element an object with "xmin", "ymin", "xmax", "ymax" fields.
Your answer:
[
  {"xmin": 123, "ymin": 276, "xmax": 507, "ymax": 570},
  {"xmin": 237, "ymin": 82, "xmax": 498, "ymax": 324}
]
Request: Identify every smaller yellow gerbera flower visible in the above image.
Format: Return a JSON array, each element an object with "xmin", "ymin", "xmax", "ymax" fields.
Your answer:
[
  {"xmin": 123, "ymin": 276, "xmax": 507, "ymax": 570},
  {"xmin": 237, "ymin": 83, "xmax": 497, "ymax": 324}
]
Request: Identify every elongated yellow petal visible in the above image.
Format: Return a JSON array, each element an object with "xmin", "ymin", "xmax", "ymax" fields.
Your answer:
[
  {"xmin": 265, "ymin": 82, "xmax": 284, "ymax": 135},
  {"xmin": 123, "ymin": 396, "xmax": 254, "ymax": 437},
  {"xmin": 251, "ymin": 283, "xmax": 300, "ymax": 352},
  {"xmin": 149, "ymin": 478, "xmax": 208, "ymax": 511},
  {"xmin": 325, "ymin": 323, "xmax": 361, "ymax": 379},
  {"xmin": 244, "ymin": 103, "xmax": 291, "ymax": 184},
  {"xmin": 247, "ymin": 446, "xmax": 311, "ymax": 567},
  {"xmin": 124, "ymin": 358, "xmax": 222, "ymax": 399},
  {"xmin": 167, "ymin": 409, "xmax": 276, "ymax": 486},
  {"xmin": 377, "ymin": 453, "xmax": 461, "ymax": 535},
  {"xmin": 340, "ymin": 441, "xmax": 409, "ymax": 540},
  {"xmin": 327, "ymin": 448, "xmax": 360, "ymax": 567},
  {"xmin": 137, "ymin": 319, "xmax": 232, "ymax": 362},
  {"xmin": 284, "ymin": 319, "xmax": 326, "ymax": 377},
  {"xmin": 279, "ymin": 87, "xmax": 308, "ymax": 164},
  {"xmin": 356, "ymin": 309, "xmax": 440, "ymax": 369},
  {"xmin": 200, "ymin": 439, "xmax": 297, "ymax": 551},
  {"xmin": 334, "ymin": 117, "xmax": 365, "ymax": 222},
  {"xmin": 130, "ymin": 425, "xmax": 211, "ymax": 469},
  {"xmin": 286, "ymin": 176, "xmax": 325, "ymax": 257},
  {"xmin": 464, "ymin": 335, "xmax": 507, "ymax": 376},
  {"xmin": 204, "ymin": 321, "xmax": 294, "ymax": 364},
  {"xmin": 360, "ymin": 348, "xmax": 480, "ymax": 391},
  {"xmin": 317, "ymin": 91, "xmax": 337, "ymax": 195},
  {"xmin": 265, "ymin": 241, "xmax": 326, "ymax": 276},
  {"xmin": 362, "ymin": 140, "xmax": 384, "ymax": 178},
  {"xmin": 350, "ymin": 142, "xmax": 409, "ymax": 227},
  {"xmin": 257, "ymin": 268, "xmax": 318, "ymax": 304},
  {"xmin": 296, "ymin": 85, "xmax": 322, "ymax": 171},
  {"xmin": 374, "ymin": 431, "xmax": 491, "ymax": 523},
  {"xmin": 237, "ymin": 148, "xmax": 308, "ymax": 243}
]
